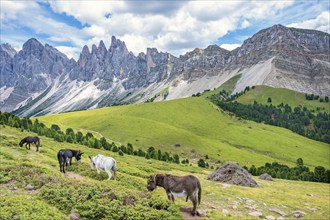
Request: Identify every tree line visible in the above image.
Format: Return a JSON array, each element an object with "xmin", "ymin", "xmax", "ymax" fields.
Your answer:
[
  {"xmin": 305, "ymin": 93, "xmax": 329, "ymax": 103},
  {"xmin": 0, "ymin": 111, "xmax": 186, "ymax": 165},
  {"xmin": 245, "ymin": 158, "xmax": 330, "ymax": 183},
  {"xmin": 210, "ymin": 93, "xmax": 330, "ymax": 143}
]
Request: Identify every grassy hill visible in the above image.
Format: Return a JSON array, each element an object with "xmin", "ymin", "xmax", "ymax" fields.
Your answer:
[
  {"xmin": 201, "ymin": 74, "xmax": 241, "ymax": 97},
  {"xmin": 236, "ymin": 85, "xmax": 330, "ymax": 113},
  {"xmin": 1, "ymin": 126, "xmax": 329, "ymax": 219},
  {"xmin": 37, "ymin": 97, "xmax": 329, "ymax": 169}
]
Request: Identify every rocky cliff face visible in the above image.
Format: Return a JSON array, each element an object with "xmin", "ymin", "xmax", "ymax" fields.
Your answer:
[
  {"xmin": 1, "ymin": 24, "xmax": 329, "ymax": 116},
  {"xmin": 0, "ymin": 39, "xmax": 72, "ymax": 113},
  {"xmin": 0, "ymin": 44, "xmax": 17, "ymax": 88}
]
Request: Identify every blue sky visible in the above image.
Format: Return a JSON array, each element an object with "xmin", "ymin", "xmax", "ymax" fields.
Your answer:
[{"xmin": 1, "ymin": 0, "xmax": 329, "ymax": 59}]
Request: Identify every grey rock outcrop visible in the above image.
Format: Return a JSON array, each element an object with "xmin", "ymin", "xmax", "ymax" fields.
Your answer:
[
  {"xmin": 269, "ymin": 208, "xmax": 288, "ymax": 217},
  {"xmin": 207, "ymin": 162, "xmax": 259, "ymax": 187},
  {"xmin": 259, "ymin": 173, "xmax": 274, "ymax": 181},
  {"xmin": 249, "ymin": 211, "xmax": 263, "ymax": 217},
  {"xmin": 292, "ymin": 210, "xmax": 306, "ymax": 218},
  {"xmin": 24, "ymin": 184, "xmax": 35, "ymax": 190}
]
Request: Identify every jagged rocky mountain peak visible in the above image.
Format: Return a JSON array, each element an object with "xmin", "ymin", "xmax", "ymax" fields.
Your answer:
[
  {"xmin": 81, "ymin": 45, "xmax": 91, "ymax": 55},
  {"xmin": 205, "ymin": 44, "xmax": 230, "ymax": 56},
  {"xmin": 1, "ymin": 25, "xmax": 329, "ymax": 116},
  {"xmin": 92, "ymin": 44, "xmax": 98, "ymax": 53},
  {"xmin": 110, "ymin": 36, "xmax": 128, "ymax": 53},
  {"xmin": 23, "ymin": 38, "xmax": 43, "ymax": 50},
  {"xmin": 21, "ymin": 38, "xmax": 44, "ymax": 57},
  {"xmin": 147, "ymin": 47, "xmax": 159, "ymax": 55},
  {"xmin": 0, "ymin": 43, "xmax": 17, "ymax": 57},
  {"xmin": 98, "ymin": 40, "xmax": 107, "ymax": 54}
]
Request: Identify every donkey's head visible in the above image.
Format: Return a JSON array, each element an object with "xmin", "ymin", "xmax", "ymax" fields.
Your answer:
[
  {"xmin": 19, "ymin": 139, "xmax": 25, "ymax": 147},
  {"xmin": 147, "ymin": 175, "xmax": 157, "ymax": 191},
  {"xmin": 75, "ymin": 150, "xmax": 84, "ymax": 163}
]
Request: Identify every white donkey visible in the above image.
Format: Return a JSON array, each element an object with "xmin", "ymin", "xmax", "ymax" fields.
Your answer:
[{"xmin": 89, "ymin": 154, "xmax": 117, "ymax": 180}]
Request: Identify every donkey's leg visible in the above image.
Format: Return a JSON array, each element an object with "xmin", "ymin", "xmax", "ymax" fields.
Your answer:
[
  {"xmin": 113, "ymin": 169, "xmax": 116, "ymax": 180},
  {"xmin": 190, "ymin": 194, "xmax": 197, "ymax": 216},
  {"xmin": 60, "ymin": 162, "xmax": 64, "ymax": 173},
  {"xmin": 70, "ymin": 158, "xmax": 72, "ymax": 166},
  {"xmin": 166, "ymin": 193, "xmax": 171, "ymax": 201},
  {"xmin": 166, "ymin": 191, "xmax": 173, "ymax": 202},
  {"xmin": 97, "ymin": 168, "xmax": 101, "ymax": 174},
  {"xmin": 106, "ymin": 170, "xmax": 112, "ymax": 180}
]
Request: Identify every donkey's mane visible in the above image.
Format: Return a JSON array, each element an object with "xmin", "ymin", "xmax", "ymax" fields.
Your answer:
[{"xmin": 64, "ymin": 149, "xmax": 80, "ymax": 155}]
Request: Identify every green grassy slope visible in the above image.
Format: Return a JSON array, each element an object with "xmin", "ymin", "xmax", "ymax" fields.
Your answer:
[
  {"xmin": 201, "ymin": 74, "xmax": 241, "ymax": 97},
  {"xmin": 38, "ymin": 97, "xmax": 329, "ymax": 169},
  {"xmin": 1, "ymin": 127, "xmax": 329, "ymax": 219},
  {"xmin": 236, "ymin": 85, "xmax": 330, "ymax": 113}
]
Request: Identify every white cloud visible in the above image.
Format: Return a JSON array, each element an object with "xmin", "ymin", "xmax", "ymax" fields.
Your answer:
[
  {"xmin": 220, "ymin": 44, "xmax": 241, "ymax": 51},
  {"xmin": 240, "ymin": 20, "xmax": 250, "ymax": 29},
  {"xmin": 42, "ymin": 0, "xmax": 299, "ymax": 57},
  {"xmin": 1, "ymin": 0, "xmax": 328, "ymax": 61},
  {"xmin": 55, "ymin": 46, "xmax": 81, "ymax": 60},
  {"xmin": 0, "ymin": 1, "xmax": 33, "ymax": 22},
  {"xmin": 287, "ymin": 11, "xmax": 330, "ymax": 33}
]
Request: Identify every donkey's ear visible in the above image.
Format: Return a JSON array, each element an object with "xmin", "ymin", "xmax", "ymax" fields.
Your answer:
[
  {"xmin": 80, "ymin": 152, "xmax": 84, "ymax": 155},
  {"xmin": 88, "ymin": 156, "xmax": 92, "ymax": 159}
]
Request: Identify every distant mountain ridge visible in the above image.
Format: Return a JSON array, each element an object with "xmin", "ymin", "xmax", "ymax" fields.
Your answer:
[{"xmin": 1, "ymin": 24, "xmax": 329, "ymax": 116}]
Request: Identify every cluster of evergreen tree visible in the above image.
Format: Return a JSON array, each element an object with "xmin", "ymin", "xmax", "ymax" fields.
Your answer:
[
  {"xmin": 209, "ymin": 86, "xmax": 253, "ymax": 102},
  {"xmin": 244, "ymin": 158, "xmax": 330, "ymax": 183},
  {"xmin": 0, "ymin": 111, "xmax": 184, "ymax": 165},
  {"xmin": 209, "ymin": 97, "xmax": 330, "ymax": 143},
  {"xmin": 305, "ymin": 93, "xmax": 329, "ymax": 103}
]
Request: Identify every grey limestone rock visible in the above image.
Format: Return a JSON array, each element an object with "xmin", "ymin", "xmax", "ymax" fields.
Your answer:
[{"xmin": 207, "ymin": 162, "xmax": 259, "ymax": 187}]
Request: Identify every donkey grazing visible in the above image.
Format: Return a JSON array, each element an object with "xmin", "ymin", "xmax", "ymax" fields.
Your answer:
[
  {"xmin": 19, "ymin": 136, "xmax": 40, "ymax": 152},
  {"xmin": 89, "ymin": 154, "xmax": 117, "ymax": 180},
  {"xmin": 57, "ymin": 149, "xmax": 84, "ymax": 173},
  {"xmin": 147, "ymin": 174, "xmax": 202, "ymax": 216}
]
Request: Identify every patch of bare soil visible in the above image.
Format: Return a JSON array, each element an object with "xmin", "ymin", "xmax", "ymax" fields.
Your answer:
[
  {"xmin": 66, "ymin": 172, "xmax": 85, "ymax": 181},
  {"xmin": 180, "ymin": 206, "xmax": 206, "ymax": 220}
]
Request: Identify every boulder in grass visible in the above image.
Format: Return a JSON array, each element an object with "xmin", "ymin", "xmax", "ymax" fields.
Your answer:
[
  {"xmin": 292, "ymin": 210, "xmax": 306, "ymax": 218},
  {"xmin": 69, "ymin": 213, "xmax": 80, "ymax": 220},
  {"xmin": 249, "ymin": 211, "xmax": 263, "ymax": 217},
  {"xmin": 259, "ymin": 173, "xmax": 274, "ymax": 181},
  {"xmin": 207, "ymin": 162, "xmax": 259, "ymax": 187},
  {"xmin": 24, "ymin": 184, "xmax": 35, "ymax": 190}
]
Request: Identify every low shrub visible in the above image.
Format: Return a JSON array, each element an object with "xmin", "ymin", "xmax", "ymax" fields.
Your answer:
[{"xmin": 0, "ymin": 195, "xmax": 66, "ymax": 220}]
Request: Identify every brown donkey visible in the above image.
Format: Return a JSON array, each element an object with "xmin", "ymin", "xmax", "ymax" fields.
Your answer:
[{"xmin": 147, "ymin": 174, "xmax": 202, "ymax": 215}]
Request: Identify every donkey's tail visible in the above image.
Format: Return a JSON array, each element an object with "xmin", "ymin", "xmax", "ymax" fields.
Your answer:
[
  {"xmin": 57, "ymin": 150, "xmax": 64, "ymax": 164},
  {"xmin": 36, "ymin": 137, "xmax": 41, "ymax": 147},
  {"xmin": 197, "ymin": 180, "xmax": 202, "ymax": 205},
  {"xmin": 112, "ymin": 160, "xmax": 117, "ymax": 179}
]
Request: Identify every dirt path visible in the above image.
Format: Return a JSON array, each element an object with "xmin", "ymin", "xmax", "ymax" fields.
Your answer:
[
  {"xmin": 181, "ymin": 212, "xmax": 203, "ymax": 220},
  {"xmin": 180, "ymin": 206, "xmax": 205, "ymax": 220},
  {"xmin": 66, "ymin": 172, "xmax": 85, "ymax": 181}
]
